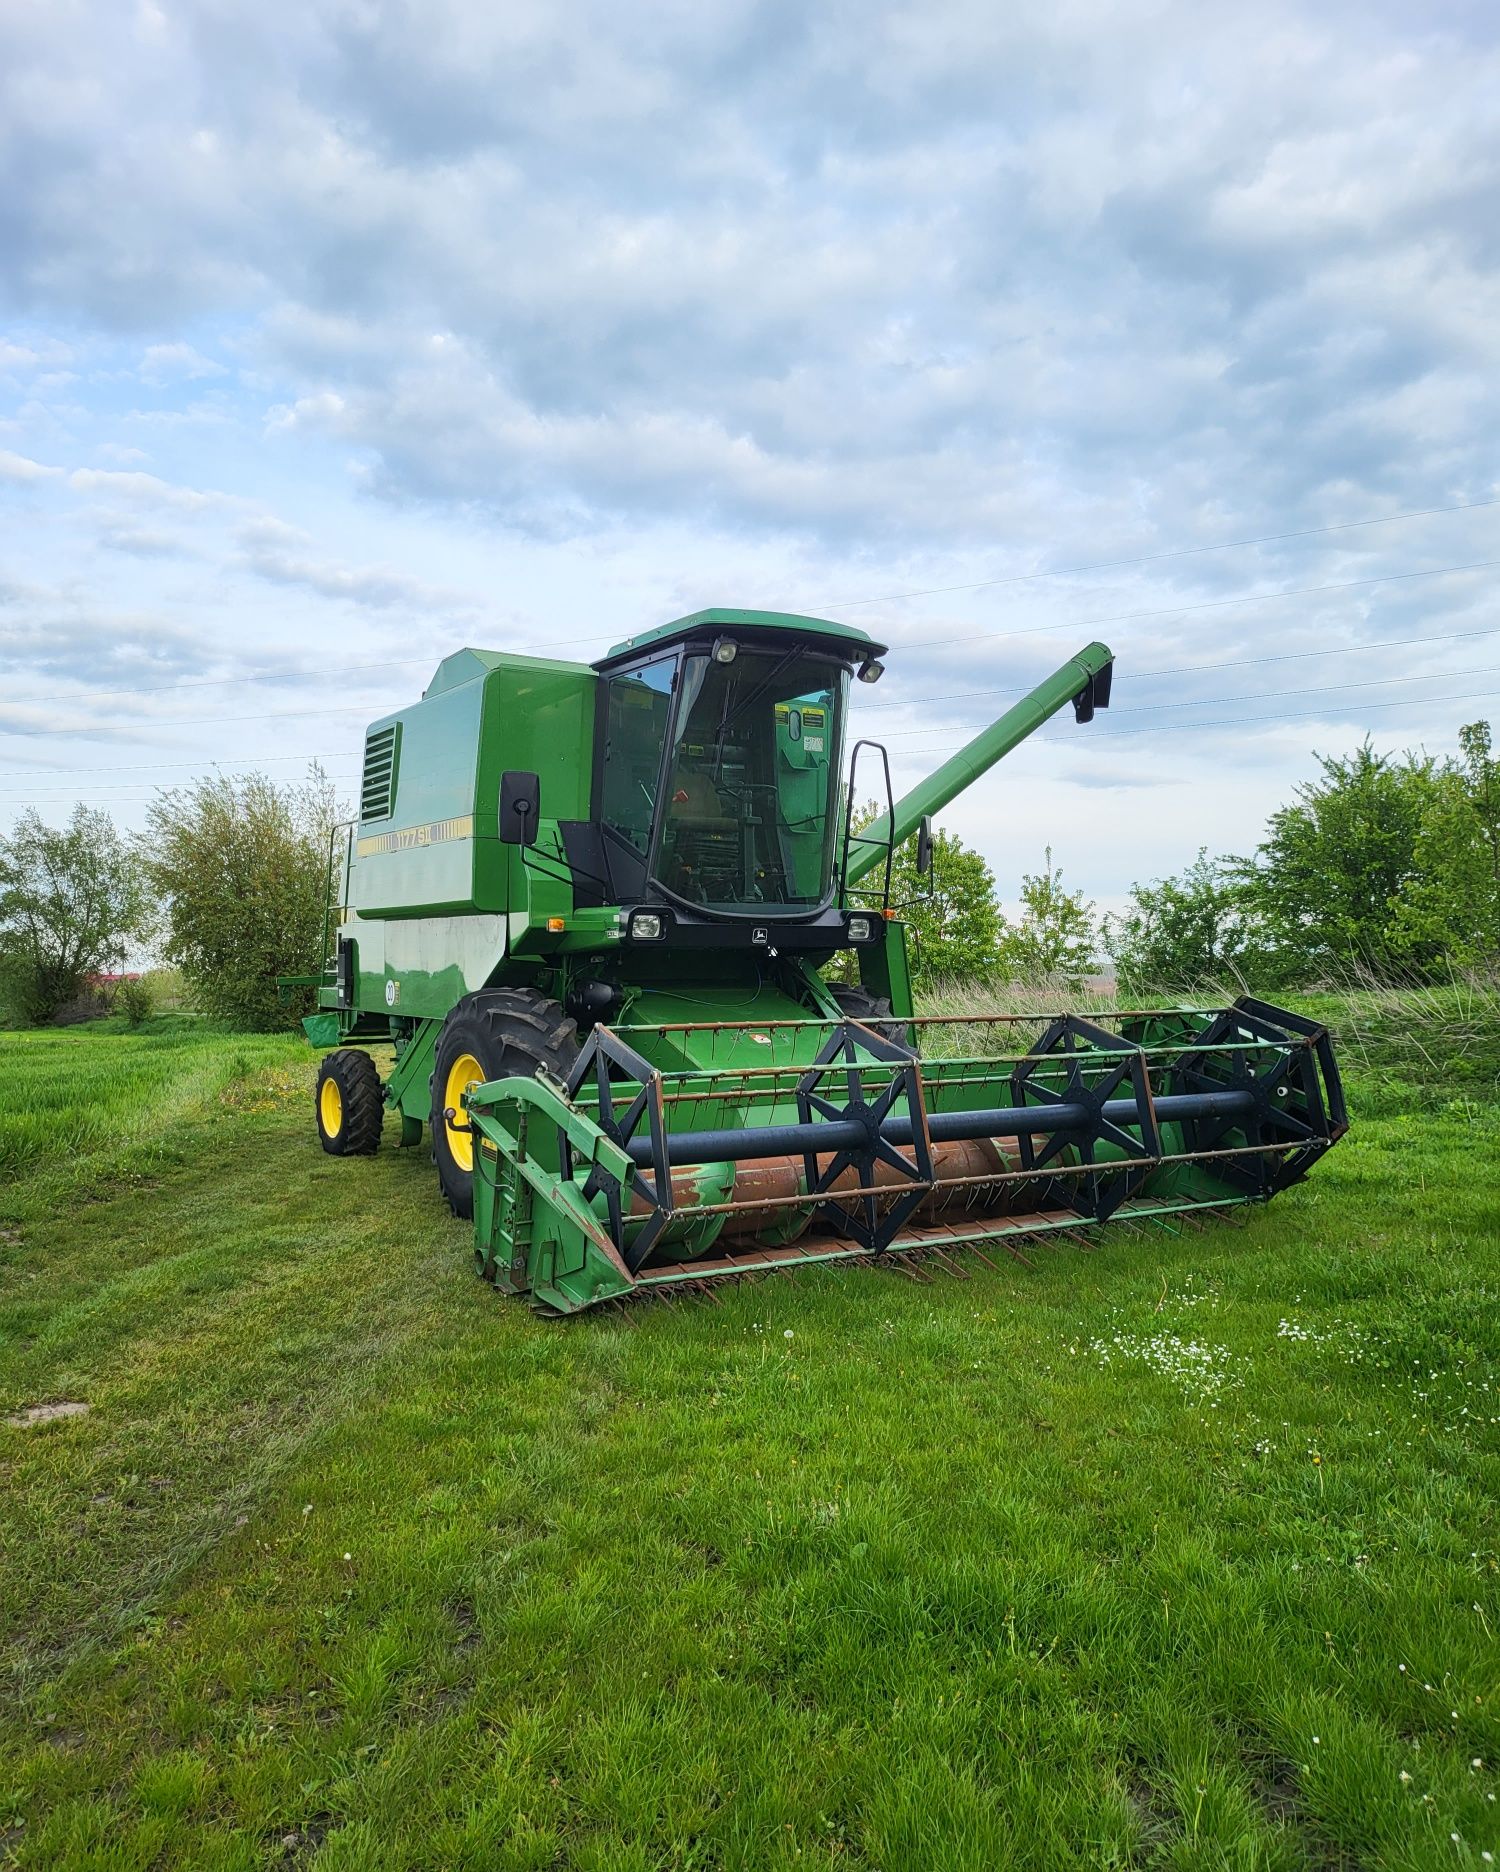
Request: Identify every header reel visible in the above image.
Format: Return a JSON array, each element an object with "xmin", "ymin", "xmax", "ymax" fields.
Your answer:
[{"xmin": 466, "ymin": 997, "xmax": 1346, "ymax": 1317}]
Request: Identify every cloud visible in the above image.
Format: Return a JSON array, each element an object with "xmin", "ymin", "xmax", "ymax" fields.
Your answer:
[
  {"xmin": 138, "ymin": 340, "xmax": 227, "ymax": 383},
  {"xmin": 0, "ymin": 448, "xmax": 62, "ymax": 482},
  {"xmin": 67, "ymin": 467, "xmax": 227, "ymax": 510},
  {"xmin": 235, "ymin": 528, "xmax": 481, "ymax": 615},
  {"xmin": 1, "ymin": 0, "xmax": 1493, "ymax": 557},
  {"xmin": 2, "ymin": 0, "xmax": 1499, "ymax": 884},
  {"xmin": 0, "ymin": 336, "xmax": 73, "ymax": 374},
  {"xmin": 0, "ymin": 613, "xmax": 224, "ymax": 690},
  {"xmin": 94, "ymin": 520, "xmax": 193, "ymax": 558}
]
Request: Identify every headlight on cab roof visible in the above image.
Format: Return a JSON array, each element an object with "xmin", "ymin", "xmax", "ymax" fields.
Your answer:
[{"xmin": 628, "ymin": 909, "xmax": 667, "ymax": 941}]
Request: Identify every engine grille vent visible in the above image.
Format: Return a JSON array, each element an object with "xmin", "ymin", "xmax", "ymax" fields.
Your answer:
[{"xmin": 360, "ymin": 724, "xmax": 401, "ymax": 823}]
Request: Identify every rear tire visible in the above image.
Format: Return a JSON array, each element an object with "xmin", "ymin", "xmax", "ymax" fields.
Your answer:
[
  {"xmin": 431, "ymin": 989, "xmax": 579, "ymax": 1219},
  {"xmin": 827, "ymin": 983, "xmax": 910, "ymax": 1048},
  {"xmin": 315, "ymin": 1049, "xmax": 384, "ymax": 1156}
]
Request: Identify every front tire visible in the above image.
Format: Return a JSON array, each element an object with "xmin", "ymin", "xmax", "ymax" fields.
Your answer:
[
  {"xmin": 430, "ymin": 989, "xmax": 579, "ymax": 1219},
  {"xmin": 315, "ymin": 1049, "xmax": 384, "ymax": 1156},
  {"xmin": 827, "ymin": 982, "xmax": 910, "ymax": 1048}
]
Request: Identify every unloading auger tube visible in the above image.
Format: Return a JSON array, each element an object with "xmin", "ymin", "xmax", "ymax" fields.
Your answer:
[{"xmin": 465, "ymin": 997, "xmax": 1347, "ymax": 1317}]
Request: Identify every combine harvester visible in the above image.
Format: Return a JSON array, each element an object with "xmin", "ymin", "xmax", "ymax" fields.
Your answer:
[{"xmin": 300, "ymin": 609, "xmax": 1345, "ymax": 1315}]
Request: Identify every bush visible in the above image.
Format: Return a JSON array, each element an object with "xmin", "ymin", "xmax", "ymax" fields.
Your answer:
[
  {"xmin": 0, "ymin": 807, "xmax": 154, "ymax": 1025},
  {"xmin": 49, "ymin": 986, "xmax": 113, "ymax": 1027},
  {"xmin": 117, "ymin": 977, "xmax": 155, "ymax": 1027},
  {"xmin": 995, "ymin": 848, "xmax": 1097, "ymax": 991},
  {"xmin": 138, "ymin": 967, "xmax": 188, "ymax": 1011},
  {"xmin": 1106, "ymin": 849, "xmax": 1284, "ymax": 996},
  {"xmin": 141, "ymin": 766, "xmax": 341, "ymax": 1031},
  {"xmin": 835, "ymin": 804, "xmax": 1003, "ymax": 985}
]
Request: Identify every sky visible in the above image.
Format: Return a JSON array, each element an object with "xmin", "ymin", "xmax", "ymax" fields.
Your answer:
[{"xmin": 1, "ymin": 0, "xmax": 1498, "ymax": 922}]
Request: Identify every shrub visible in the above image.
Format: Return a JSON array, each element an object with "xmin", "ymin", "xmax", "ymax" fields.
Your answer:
[
  {"xmin": 0, "ymin": 807, "xmax": 154, "ymax": 1024},
  {"xmin": 995, "ymin": 848, "xmax": 1097, "ymax": 991},
  {"xmin": 1106, "ymin": 849, "xmax": 1283, "ymax": 996},
  {"xmin": 117, "ymin": 977, "xmax": 155, "ymax": 1028},
  {"xmin": 141, "ymin": 766, "xmax": 341, "ymax": 1031}
]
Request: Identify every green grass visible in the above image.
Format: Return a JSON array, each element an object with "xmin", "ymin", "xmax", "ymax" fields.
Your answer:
[
  {"xmin": 0, "ymin": 1017, "xmax": 302, "ymax": 1191},
  {"xmin": 0, "ymin": 1002, "xmax": 1497, "ymax": 1870}
]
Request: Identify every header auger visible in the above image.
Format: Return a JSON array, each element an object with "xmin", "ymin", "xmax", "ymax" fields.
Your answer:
[{"xmin": 300, "ymin": 607, "xmax": 1346, "ymax": 1314}]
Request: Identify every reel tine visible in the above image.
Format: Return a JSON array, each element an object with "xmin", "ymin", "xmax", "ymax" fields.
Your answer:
[{"xmin": 931, "ymin": 1249, "xmax": 972, "ymax": 1280}]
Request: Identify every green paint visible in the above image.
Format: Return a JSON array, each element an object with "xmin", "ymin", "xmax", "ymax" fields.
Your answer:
[
  {"xmin": 319, "ymin": 625, "xmax": 1108, "ymax": 1050},
  {"xmin": 283, "ymin": 610, "xmax": 1339, "ymax": 1312},
  {"xmin": 844, "ymin": 640, "xmax": 1115, "ymax": 886},
  {"xmin": 383, "ymin": 1017, "xmax": 440, "ymax": 1128},
  {"xmin": 600, "ymin": 605, "xmax": 882, "ymax": 665}
]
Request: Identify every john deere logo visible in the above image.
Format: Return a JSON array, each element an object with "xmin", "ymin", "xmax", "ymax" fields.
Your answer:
[{"xmin": 752, "ymin": 927, "xmax": 768, "ymax": 944}]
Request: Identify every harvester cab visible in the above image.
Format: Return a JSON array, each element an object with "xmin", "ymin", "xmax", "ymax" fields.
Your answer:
[
  {"xmin": 562, "ymin": 613, "xmax": 873, "ymax": 935},
  {"xmin": 303, "ymin": 607, "xmax": 1345, "ymax": 1315}
]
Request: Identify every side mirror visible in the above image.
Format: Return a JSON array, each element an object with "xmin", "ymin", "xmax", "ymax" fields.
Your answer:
[
  {"xmin": 915, "ymin": 815, "xmax": 934, "ymax": 879},
  {"xmin": 498, "ymin": 770, "xmax": 541, "ymax": 846}
]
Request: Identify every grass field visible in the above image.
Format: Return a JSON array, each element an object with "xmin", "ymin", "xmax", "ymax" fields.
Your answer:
[{"xmin": 1, "ymin": 996, "xmax": 1497, "ymax": 1870}]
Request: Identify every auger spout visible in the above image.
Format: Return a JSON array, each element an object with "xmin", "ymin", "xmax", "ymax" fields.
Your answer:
[{"xmin": 844, "ymin": 639, "xmax": 1114, "ymax": 886}]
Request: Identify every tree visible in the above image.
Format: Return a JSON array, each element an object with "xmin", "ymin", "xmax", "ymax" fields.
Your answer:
[
  {"xmin": 1106, "ymin": 849, "xmax": 1283, "ymax": 995},
  {"xmin": 841, "ymin": 803, "xmax": 1002, "ymax": 984},
  {"xmin": 1236, "ymin": 740, "xmax": 1441, "ymax": 978},
  {"xmin": 1391, "ymin": 721, "xmax": 1500, "ymax": 969},
  {"xmin": 0, "ymin": 806, "xmax": 154, "ymax": 1024},
  {"xmin": 995, "ymin": 847, "xmax": 1097, "ymax": 989},
  {"xmin": 142, "ymin": 766, "xmax": 340, "ymax": 1030}
]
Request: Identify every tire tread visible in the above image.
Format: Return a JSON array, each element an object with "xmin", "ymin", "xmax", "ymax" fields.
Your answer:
[{"xmin": 430, "ymin": 988, "xmax": 578, "ymax": 1217}]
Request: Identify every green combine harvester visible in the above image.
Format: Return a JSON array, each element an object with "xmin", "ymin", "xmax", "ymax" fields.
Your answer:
[{"xmin": 301, "ymin": 607, "xmax": 1346, "ymax": 1315}]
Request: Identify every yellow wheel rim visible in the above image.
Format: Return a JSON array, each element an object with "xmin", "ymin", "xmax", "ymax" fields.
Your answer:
[
  {"xmin": 444, "ymin": 1052, "xmax": 485, "ymax": 1173},
  {"xmin": 319, "ymin": 1076, "xmax": 343, "ymax": 1139}
]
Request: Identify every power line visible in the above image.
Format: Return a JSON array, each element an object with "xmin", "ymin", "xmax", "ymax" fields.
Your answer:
[
  {"xmin": 0, "ymin": 770, "xmax": 360, "ymax": 800},
  {"xmin": 6, "ymin": 612, "xmax": 1498, "ymax": 780},
  {"xmin": 882, "ymin": 558, "xmax": 1500, "ymax": 653},
  {"xmin": 820, "ymin": 494, "xmax": 1500, "ymax": 610},
  {"xmin": 2, "ymin": 654, "xmax": 435, "ymax": 708},
  {"xmin": 4, "ymin": 556, "xmax": 1494, "ymax": 744},
  {"xmin": 11, "ymin": 680, "xmax": 1495, "ymax": 804},
  {"xmin": 869, "ymin": 661, "xmax": 1500, "ymax": 740},
  {"xmin": 0, "ymin": 701, "xmax": 381, "ymax": 740},
  {"xmin": 0, "ymin": 751, "xmax": 360, "ymax": 779},
  {"xmin": 16, "ymin": 661, "xmax": 1489, "ymax": 793},
  {"xmin": 860, "ymin": 623, "xmax": 1500, "ymax": 713},
  {"xmin": 1088, "ymin": 686, "xmax": 1500, "ymax": 740},
  {"xmin": 908, "ymin": 686, "xmax": 1500, "ymax": 756},
  {"xmin": 4, "ymin": 489, "xmax": 1497, "ymax": 713}
]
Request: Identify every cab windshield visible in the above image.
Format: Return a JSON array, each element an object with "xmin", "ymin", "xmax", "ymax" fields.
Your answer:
[{"xmin": 599, "ymin": 644, "xmax": 849, "ymax": 916}]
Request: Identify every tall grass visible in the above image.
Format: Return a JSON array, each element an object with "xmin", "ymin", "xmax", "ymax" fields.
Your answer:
[
  {"xmin": 1309, "ymin": 967, "xmax": 1500, "ymax": 1109},
  {"xmin": 914, "ymin": 971, "xmax": 1122, "ymax": 1058},
  {"xmin": 917, "ymin": 964, "xmax": 1500, "ymax": 1107},
  {"xmin": 0, "ymin": 1019, "xmax": 304, "ymax": 1191}
]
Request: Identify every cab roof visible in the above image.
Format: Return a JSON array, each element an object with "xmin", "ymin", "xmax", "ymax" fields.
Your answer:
[{"xmin": 595, "ymin": 607, "xmax": 885, "ymax": 670}]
